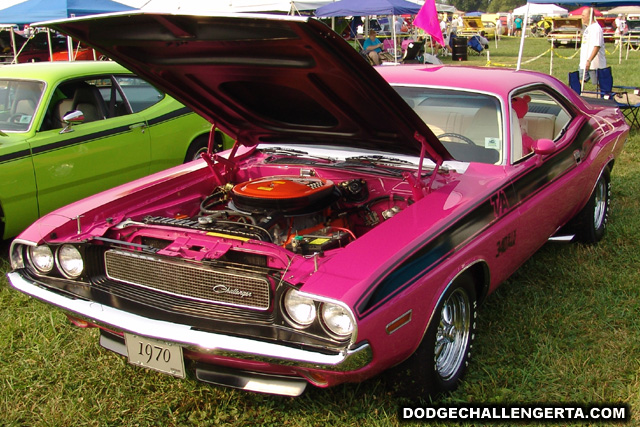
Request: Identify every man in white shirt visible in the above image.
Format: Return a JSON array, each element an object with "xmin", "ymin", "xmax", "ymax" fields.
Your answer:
[{"xmin": 579, "ymin": 7, "xmax": 606, "ymax": 83}]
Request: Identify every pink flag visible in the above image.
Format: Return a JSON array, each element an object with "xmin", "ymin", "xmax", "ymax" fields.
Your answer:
[{"xmin": 413, "ymin": 0, "xmax": 444, "ymax": 47}]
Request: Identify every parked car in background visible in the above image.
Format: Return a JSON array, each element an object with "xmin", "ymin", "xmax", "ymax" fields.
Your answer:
[
  {"xmin": 1, "ymin": 30, "xmax": 101, "ymax": 63},
  {"xmin": 458, "ymin": 16, "xmax": 496, "ymax": 39},
  {"xmin": 626, "ymin": 14, "xmax": 640, "ymax": 45},
  {"xmin": 8, "ymin": 12, "xmax": 628, "ymax": 399},
  {"xmin": 597, "ymin": 16, "xmax": 617, "ymax": 42},
  {"xmin": 548, "ymin": 17, "xmax": 583, "ymax": 47},
  {"xmin": 0, "ymin": 60, "xmax": 231, "ymax": 240}
]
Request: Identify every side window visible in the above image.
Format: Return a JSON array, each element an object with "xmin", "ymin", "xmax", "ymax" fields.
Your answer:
[
  {"xmin": 43, "ymin": 76, "xmax": 112, "ymax": 131},
  {"xmin": 115, "ymin": 76, "xmax": 164, "ymax": 113},
  {"xmin": 510, "ymin": 89, "xmax": 571, "ymax": 162}
]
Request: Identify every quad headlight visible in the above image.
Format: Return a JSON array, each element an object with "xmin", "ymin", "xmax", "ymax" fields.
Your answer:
[
  {"xmin": 283, "ymin": 288, "xmax": 356, "ymax": 340},
  {"xmin": 28, "ymin": 245, "xmax": 54, "ymax": 274},
  {"xmin": 24, "ymin": 243, "xmax": 84, "ymax": 278},
  {"xmin": 321, "ymin": 303, "xmax": 355, "ymax": 337},
  {"xmin": 57, "ymin": 244, "xmax": 84, "ymax": 278},
  {"xmin": 284, "ymin": 289, "xmax": 316, "ymax": 327}
]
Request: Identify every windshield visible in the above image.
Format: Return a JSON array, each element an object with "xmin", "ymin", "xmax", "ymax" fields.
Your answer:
[
  {"xmin": 0, "ymin": 79, "xmax": 45, "ymax": 132},
  {"xmin": 394, "ymin": 86, "xmax": 503, "ymax": 164}
]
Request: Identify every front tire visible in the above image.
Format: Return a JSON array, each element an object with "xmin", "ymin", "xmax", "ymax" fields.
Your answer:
[
  {"xmin": 184, "ymin": 132, "xmax": 224, "ymax": 163},
  {"xmin": 574, "ymin": 168, "xmax": 611, "ymax": 243},
  {"xmin": 397, "ymin": 274, "xmax": 477, "ymax": 399}
]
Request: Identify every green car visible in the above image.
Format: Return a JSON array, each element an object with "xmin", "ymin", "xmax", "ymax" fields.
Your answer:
[{"xmin": 0, "ymin": 61, "xmax": 230, "ymax": 240}]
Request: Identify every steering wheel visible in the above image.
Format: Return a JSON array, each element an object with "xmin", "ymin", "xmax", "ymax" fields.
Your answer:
[
  {"xmin": 437, "ymin": 132, "xmax": 478, "ymax": 146},
  {"xmin": 9, "ymin": 114, "xmax": 26, "ymax": 124}
]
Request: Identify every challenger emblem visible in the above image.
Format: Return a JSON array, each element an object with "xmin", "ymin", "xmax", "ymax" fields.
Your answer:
[{"xmin": 213, "ymin": 285, "xmax": 253, "ymax": 298}]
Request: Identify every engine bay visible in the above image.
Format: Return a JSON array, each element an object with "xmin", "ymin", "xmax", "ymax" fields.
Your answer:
[
  {"xmin": 137, "ymin": 173, "xmax": 412, "ymax": 256},
  {"xmin": 105, "ymin": 148, "xmax": 432, "ymax": 259}
]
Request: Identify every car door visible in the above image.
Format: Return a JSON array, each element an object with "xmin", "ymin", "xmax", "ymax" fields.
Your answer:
[
  {"xmin": 507, "ymin": 88, "xmax": 587, "ymax": 254},
  {"xmin": 28, "ymin": 74, "xmax": 152, "ymax": 217}
]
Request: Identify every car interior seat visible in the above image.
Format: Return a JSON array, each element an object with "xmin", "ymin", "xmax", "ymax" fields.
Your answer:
[
  {"xmin": 54, "ymin": 98, "xmax": 74, "ymax": 128},
  {"xmin": 71, "ymin": 84, "xmax": 108, "ymax": 122},
  {"xmin": 11, "ymin": 83, "xmax": 39, "ymax": 118}
]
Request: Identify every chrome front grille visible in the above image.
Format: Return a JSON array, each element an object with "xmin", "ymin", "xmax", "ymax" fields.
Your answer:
[{"xmin": 104, "ymin": 250, "xmax": 270, "ymax": 310}]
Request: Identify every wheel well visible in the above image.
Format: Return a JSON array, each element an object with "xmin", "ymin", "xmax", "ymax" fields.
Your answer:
[{"xmin": 464, "ymin": 261, "xmax": 491, "ymax": 305}]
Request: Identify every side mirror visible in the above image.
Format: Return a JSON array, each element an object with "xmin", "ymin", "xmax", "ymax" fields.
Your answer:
[
  {"xmin": 532, "ymin": 138, "xmax": 556, "ymax": 155},
  {"xmin": 59, "ymin": 110, "xmax": 85, "ymax": 134}
]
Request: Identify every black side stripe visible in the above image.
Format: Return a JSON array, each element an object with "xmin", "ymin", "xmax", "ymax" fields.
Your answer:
[
  {"xmin": 0, "ymin": 148, "xmax": 33, "ymax": 164},
  {"xmin": 357, "ymin": 122, "xmax": 595, "ymax": 315},
  {"xmin": 147, "ymin": 106, "xmax": 191, "ymax": 126},
  {"xmin": 31, "ymin": 124, "xmax": 133, "ymax": 155},
  {"xmin": 0, "ymin": 107, "xmax": 194, "ymax": 163}
]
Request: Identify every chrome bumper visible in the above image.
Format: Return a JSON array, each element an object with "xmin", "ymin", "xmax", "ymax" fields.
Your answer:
[{"xmin": 7, "ymin": 271, "xmax": 372, "ymax": 372}]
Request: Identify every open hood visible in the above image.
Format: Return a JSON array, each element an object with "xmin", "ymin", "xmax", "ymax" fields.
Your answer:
[{"xmin": 40, "ymin": 12, "xmax": 450, "ymax": 161}]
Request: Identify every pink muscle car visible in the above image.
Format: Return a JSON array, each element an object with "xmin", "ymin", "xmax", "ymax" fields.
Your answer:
[{"xmin": 7, "ymin": 12, "xmax": 629, "ymax": 398}]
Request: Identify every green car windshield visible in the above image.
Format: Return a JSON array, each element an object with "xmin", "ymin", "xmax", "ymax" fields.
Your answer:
[{"xmin": 0, "ymin": 79, "xmax": 45, "ymax": 132}]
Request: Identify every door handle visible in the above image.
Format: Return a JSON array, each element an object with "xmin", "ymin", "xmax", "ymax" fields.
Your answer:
[{"xmin": 129, "ymin": 122, "xmax": 147, "ymax": 133}]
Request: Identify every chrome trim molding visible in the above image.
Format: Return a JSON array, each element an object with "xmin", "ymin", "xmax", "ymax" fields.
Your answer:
[{"xmin": 8, "ymin": 272, "xmax": 371, "ymax": 372}]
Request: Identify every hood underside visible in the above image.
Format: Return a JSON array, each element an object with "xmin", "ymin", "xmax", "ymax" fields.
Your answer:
[{"xmin": 41, "ymin": 12, "xmax": 450, "ymax": 161}]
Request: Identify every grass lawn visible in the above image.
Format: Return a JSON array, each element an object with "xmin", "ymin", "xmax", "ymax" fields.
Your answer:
[{"xmin": 1, "ymin": 36, "xmax": 639, "ymax": 426}]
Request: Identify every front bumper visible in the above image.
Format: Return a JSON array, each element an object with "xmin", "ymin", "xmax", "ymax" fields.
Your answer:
[{"xmin": 7, "ymin": 271, "xmax": 372, "ymax": 378}]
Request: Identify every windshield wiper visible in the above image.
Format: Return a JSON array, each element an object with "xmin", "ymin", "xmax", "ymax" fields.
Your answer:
[
  {"xmin": 345, "ymin": 155, "xmax": 417, "ymax": 167},
  {"xmin": 261, "ymin": 147, "xmax": 337, "ymax": 164}
]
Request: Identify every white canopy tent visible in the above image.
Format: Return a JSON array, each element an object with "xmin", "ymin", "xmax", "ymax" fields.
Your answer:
[
  {"xmin": 513, "ymin": 3, "xmax": 568, "ymax": 15},
  {"xmin": 138, "ymin": 0, "xmax": 334, "ymax": 14}
]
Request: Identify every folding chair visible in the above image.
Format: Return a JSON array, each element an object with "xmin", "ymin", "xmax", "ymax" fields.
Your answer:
[
  {"xmin": 467, "ymin": 35, "xmax": 484, "ymax": 55},
  {"xmin": 592, "ymin": 67, "xmax": 640, "ymax": 128},
  {"xmin": 568, "ymin": 68, "xmax": 640, "ymax": 127},
  {"xmin": 597, "ymin": 67, "xmax": 640, "ymax": 129},
  {"xmin": 402, "ymin": 41, "xmax": 425, "ymax": 64}
]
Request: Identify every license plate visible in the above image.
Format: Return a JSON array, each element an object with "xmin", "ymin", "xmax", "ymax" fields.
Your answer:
[{"xmin": 124, "ymin": 334, "xmax": 186, "ymax": 379}]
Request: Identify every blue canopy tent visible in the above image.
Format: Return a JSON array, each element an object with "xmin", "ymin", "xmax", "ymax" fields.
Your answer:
[
  {"xmin": 0, "ymin": 0, "xmax": 135, "ymax": 25},
  {"xmin": 315, "ymin": 0, "xmax": 422, "ymax": 17},
  {"xmin": 316, "ymin": 0, "xmax": 422, "ymax": 62},
  {"xmin": 0, "ymin": 0, "xmax": 135, "ymax": 62}
]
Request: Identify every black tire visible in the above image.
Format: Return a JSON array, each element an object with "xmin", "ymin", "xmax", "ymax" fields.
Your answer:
[
  {"xmin": 184, "ymin": 132, "xmax": 223, "ymax": 163},
  {"xmin": 394, "ymin": 274, "xmax": 477, "ymax": 399},
  {"xmin": 574, "ymin": 168, "xmax": 611, "ymax": 243}
]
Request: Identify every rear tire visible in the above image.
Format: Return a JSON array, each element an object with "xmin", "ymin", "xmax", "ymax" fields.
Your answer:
[
  {"xmin": 574, "ymin": 168, "xmax": 611, "ymax": 243},
  {"xmin": 395, "ymin": 274, "xmax": 477, "ymax": 399}
]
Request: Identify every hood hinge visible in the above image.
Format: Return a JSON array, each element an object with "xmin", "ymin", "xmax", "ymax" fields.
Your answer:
[
  {"xmin": 201, "ymin": 124, "xmax": 238, "ymax": 185},
  {"xmin": 404, "ymin": 132, "xmax": 444, "ymax": 201}
]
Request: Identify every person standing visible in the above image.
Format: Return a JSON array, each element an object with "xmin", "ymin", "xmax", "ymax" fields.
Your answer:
[
  {"xmin": 514, "ymin": 15, "xmax": 523, "ymax": 36},
  {"xmin": 451, "ymin": 14, "xmax": 459, "ymax": 35},
  {"xmin": 496, "ymin": 17, "xmax": 503, "ymax": 40},
  {"xmin": 579, "ymin": 7, "xmax": 606, "ymax": 83}
]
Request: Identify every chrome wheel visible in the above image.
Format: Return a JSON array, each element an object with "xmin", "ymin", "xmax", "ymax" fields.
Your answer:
[
  {"xmin": 593, "ymin": 179, "xmax": 607, "ymax": 230},
  {"xmin": 434, "ymin": 288, "xmax": 471, "ymax": 381}
]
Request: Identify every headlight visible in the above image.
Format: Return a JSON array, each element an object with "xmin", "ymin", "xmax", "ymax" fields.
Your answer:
[
  {"xmin": 321, "ymin": 303, "xmax": 355, "ymax": 337},
  {"xmin": 57, "ymin": 245, "xmax": 84, "ymax": 278},
  {"xmin": 28, "ymin": 245, "xmax": 54, "ymax": 274},
  {"xmin": 284, "ymin": 289, "xmax": 316, "ymax": 327}
]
